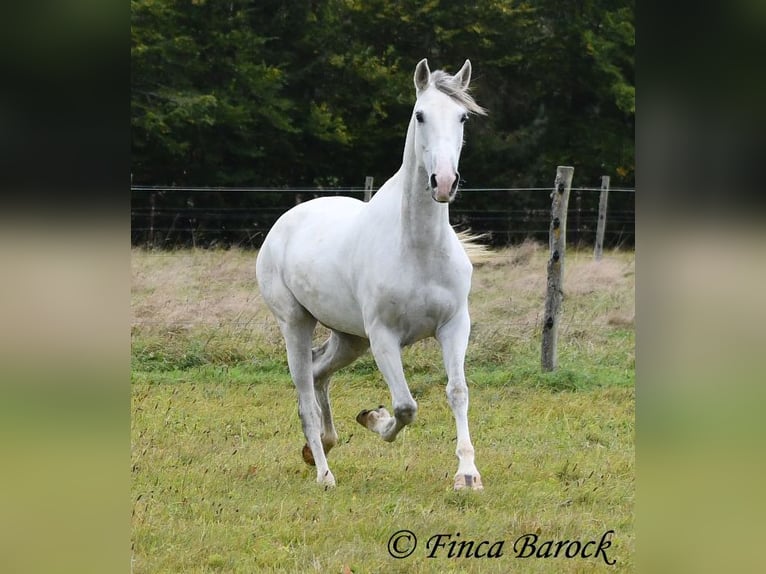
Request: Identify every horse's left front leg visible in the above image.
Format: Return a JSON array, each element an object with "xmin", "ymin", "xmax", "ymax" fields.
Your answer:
[
  {"xmin": 437, "ymin": 309, "xmax": 483, "ymax": 491},
  {"xmin": 356, "ymin": 327, "xmax": 417, "ymax": 442}
]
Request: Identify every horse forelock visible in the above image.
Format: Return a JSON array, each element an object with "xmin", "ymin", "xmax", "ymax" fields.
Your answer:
[{"xmin": 429, "ymin": 70, "xmax": 487, "ymax": 116}]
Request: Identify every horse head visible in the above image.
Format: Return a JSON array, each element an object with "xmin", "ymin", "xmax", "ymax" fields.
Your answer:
[{"xmin": 412, "ymin": 58, "xmax": 485, "ymax": 203}]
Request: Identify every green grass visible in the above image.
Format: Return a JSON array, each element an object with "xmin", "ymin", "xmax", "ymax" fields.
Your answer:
[{"xmin": 132, "ymin": 244, "xmax": 634, "ymax": 573}]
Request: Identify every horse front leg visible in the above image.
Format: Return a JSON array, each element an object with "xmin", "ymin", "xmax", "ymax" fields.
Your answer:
[
  {"xmin": 356, "ymin": 328, "xmax": 417, "ymax": 442},
  {"xmin": 437, "ymin": 310, "xmax": 483, "ymax": 491}
]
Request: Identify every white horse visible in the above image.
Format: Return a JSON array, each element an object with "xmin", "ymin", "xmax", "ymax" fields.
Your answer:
[{"xmin": 256, "ymin": 58, "xmax": 487, "ymax": 490}]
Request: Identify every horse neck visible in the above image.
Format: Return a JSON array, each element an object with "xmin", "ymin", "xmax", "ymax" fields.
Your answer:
[{"xmin": 397, "ymin": 118, "xmax": 451, "ymax": 249}]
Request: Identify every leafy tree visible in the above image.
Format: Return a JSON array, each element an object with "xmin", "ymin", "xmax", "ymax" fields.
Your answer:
[
  {"xmin": 132, "ymin": 0, "xmax": 299, "ymax": 185},
  {"xmin": 131, "ymin": 0, "xmax": 634, "ymax": 246}
]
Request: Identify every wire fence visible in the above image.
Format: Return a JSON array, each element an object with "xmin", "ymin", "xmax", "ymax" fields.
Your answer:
[{"xmin": 131, "ymin": 183, "xmax": 635, "ymax": 249}]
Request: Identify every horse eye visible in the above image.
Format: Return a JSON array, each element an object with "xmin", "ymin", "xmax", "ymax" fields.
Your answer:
[
  {"xmin": 415, "ymin": 111, "xmax": 424, "ymax": 123},
  {"xmin": 460, "ymin": 113, "xmax": 469, "ymax": 123}
]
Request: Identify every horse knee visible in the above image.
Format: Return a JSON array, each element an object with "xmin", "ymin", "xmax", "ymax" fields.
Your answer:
[
  {"xmin": 446, "ymin": 381, "xmax": 468, "ymax": 408},
  {"xmin": 394, "ymin": 402, "xmax": 418, "ymax": 425}
]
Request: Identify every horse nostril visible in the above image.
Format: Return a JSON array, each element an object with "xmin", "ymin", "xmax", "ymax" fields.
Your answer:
[
  {"xmin": 430, "ymin": 174, "xmax": 437, "ymax": 189},
  {"xmin": 451, "ymin": 172, "xmax": 460, "ymax": 193}
]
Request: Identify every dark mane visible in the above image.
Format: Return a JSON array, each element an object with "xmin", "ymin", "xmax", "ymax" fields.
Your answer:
[{"xmin": 430, "ymin": 70, "xmax": 487, "ymax": 115}]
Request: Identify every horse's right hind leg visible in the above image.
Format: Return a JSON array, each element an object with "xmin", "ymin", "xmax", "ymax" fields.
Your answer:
[
  {"xmin": 274, "ymin": 312, "xmax": 338, "ymax": 486},
  {"xmin": 257, "ymin": 245, "xmax": 336, "ymax": 485},
  {"xmin": 302, "ymin": 331, "xmax": 369, "ymax": 465}
]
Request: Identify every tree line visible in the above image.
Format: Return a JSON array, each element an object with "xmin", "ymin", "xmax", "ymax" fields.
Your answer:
[{"xmin": 131, "ymin": 0, "xmax": 634, "ymax": 246}]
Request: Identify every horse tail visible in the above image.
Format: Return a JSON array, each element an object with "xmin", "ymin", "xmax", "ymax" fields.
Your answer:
[{"xmin": 455, "ymin": 229, "xmax": 493, "ymax": 266}]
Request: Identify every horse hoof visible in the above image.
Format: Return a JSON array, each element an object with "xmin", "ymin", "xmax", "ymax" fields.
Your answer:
[
  {"xmin": 317, "ymin": 469, "xmax": 336, "ymax": 487},
  {"xmin": 454, "ymin": 473, "xmax": 484, "ymax": 491},
  {"xmin": 355, "ymin": 409, "xmax": 370, "ymax": 426},
  {"xmin": 356, "ymin": 406, "xmax": 391, "ymax": 432},
  {"xmin": 302, "ymin": 443, "xmax": 315, "ymax": 466}
]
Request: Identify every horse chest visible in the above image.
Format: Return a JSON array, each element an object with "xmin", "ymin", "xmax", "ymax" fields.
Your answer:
[{"xmin": 369, "ymin": 273, "xmax": 465, "ymax": 343}]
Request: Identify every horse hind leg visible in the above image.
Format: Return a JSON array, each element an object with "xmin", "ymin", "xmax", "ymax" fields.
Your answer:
[
  {"xmin": 257, "ymin": 252, "xmax": 339, "ymax": 485},
  {"xmin": 274, "ymin": 309, "xmax": 338, "ymax": 486},
  {"xmin": 302, "ymin": 331, "xmax": 369, "ymax": 466}
]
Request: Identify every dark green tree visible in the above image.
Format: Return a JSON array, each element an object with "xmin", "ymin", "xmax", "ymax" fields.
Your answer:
[{"xmin": 131, "ymin": 0, "xmax": 634, "ymax": 246}]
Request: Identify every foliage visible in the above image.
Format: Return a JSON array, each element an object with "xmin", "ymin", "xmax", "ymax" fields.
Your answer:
[{"xmin": 131, "ymin": 0, "xmax": 634, "ymax": 189}]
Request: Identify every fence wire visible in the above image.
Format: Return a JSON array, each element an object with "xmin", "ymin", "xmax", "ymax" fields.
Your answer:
[{"xmin": 131, "ymin": 184, "xmax": 635, "ymax": 249}]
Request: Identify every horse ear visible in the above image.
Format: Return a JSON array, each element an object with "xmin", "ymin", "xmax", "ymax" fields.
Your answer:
[
  {"xmin": 455, "ymin": 59, "xmax": 472, "ymax": 91},
  {"xmin": 414, "ymin": 58, "xmax": 431, "ymax": 93}
]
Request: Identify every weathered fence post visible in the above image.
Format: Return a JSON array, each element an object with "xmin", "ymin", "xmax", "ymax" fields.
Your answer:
[
  {"xmin": 149, "ymin": 190, "xmax": 156, "ymax": 247},
  {"xmin": 574, "ymin": 188, "xmax": 582, "ymax": 246},
  {"xmin": 364, "ymin": 176, "xmax": 374, "ymax": 202},
  {"xmin": 593, "ymin": 175, "xmax": 610, "ymax": 261},
  {"xmin": 541, "ymin": 165, "xmax": 574, "ymax": 372}
]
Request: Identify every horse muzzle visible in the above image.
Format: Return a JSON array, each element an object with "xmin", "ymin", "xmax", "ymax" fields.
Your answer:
[{"xmin": 430, "ymin": 172, "xmax": 459, "ymax": 203}]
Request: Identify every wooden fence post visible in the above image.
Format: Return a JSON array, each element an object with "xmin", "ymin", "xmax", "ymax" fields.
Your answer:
[
  {"xmin": 541, "ymin": 165, "xmax": 574, "ymax": 372},
  {"xmin": 574, "ymin": 188, "xmax": 582, "ymax": 246},
  {"xmin": 593, "ymin": 175, "xmax": 610, "ymax": 261},
  {"xmin": 149, "ymin": 191, "xmax": 156, "ymax": 247},
  {"xmin": 364, "ymin": 176, "xmax": 374, "ymax": 202}
]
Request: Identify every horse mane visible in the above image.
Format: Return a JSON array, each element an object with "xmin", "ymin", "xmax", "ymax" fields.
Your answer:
[{"xmin": 430, "ymin": 70, "xmax": 487, "ymax": 116}]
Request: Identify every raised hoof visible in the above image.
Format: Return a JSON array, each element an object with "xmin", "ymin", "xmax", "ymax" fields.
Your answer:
[
  {"xmin": 356, "ymin": 405, "xmax": 389, "ymax": 430},
  {"xmin": 355, "ymin": 409, "xmax": 370, "ymax": 426},
  {"xmin": 454, "ymin": 473, "xmax": 484, "ymax": 491}
]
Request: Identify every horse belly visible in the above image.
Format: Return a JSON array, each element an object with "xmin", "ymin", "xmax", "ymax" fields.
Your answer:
[{"xmin": 299, "ymin": 281, "xmax": 366, "ymax": 337}]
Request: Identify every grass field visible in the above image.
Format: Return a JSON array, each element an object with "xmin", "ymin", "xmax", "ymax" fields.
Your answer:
[{"xmin": 131, "ymin": 242, "xmax": 635, "ymax": 573}]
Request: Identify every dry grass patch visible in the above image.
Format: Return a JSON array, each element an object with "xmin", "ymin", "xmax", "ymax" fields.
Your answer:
[
  {"xmin": 132, "ymin": 248, "xmax": 265, "ymax": 332},
  {"xmin": 131, "ymin": 244, "xmax": 634, "ymax": 379}
]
